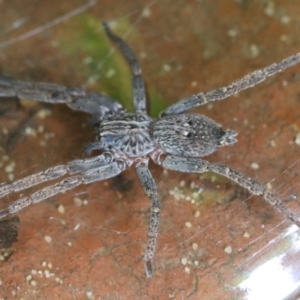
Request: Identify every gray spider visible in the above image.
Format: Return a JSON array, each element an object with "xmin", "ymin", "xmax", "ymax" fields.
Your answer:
[{"xmin": 0, "ymin": 22, "xmax": 299, "ymax": 278}]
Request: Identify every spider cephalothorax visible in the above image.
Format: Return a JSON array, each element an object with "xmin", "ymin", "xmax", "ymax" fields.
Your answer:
[
  {"xmin": 0, "ymin": 22, "xmax": 299, "ymax": 278},
  {"xmin": 153, "ymin": 113, "xmax": 237, "ymax": 157}
]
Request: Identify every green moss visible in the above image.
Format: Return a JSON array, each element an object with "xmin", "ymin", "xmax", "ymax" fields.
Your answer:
[
  {"xmin": 56, "ymin": 15, "xmax": 133, "ymax": 110},
  {"xmin": 148, "ymin": 88, "xmax": 165, "ymax": 117},
  {"xmin": 54, "ymin": 15, "xmax": 165, "ymax": 117}
]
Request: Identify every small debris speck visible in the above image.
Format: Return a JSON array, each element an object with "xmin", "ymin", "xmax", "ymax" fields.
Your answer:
[
  {"xmin": 243, "ymin": 232, "xmax": 250, "ymax": 238},
  {"xmin": 86, "ymin": 291, "xmax": 94, "ymax": 300},
  {"xmin": 270, "ymin": 140, "xmax": 276, "ymax": 147},
  {"xmin": 83, "ymin": 56, "xmax": 93, "ymax": 64},
  {"xmin": 227, "ymin": 28, "xmax": 238, "ymax": 37},
  {"xmin": 266, "ymin": 182, "xmax": 273, "ymax": 190},
  {"xmin": 5, "ymin": 161, "xmax": 15, "ymax": 173},
  {"xmin": 192, "ymin": 192, "xmax": 199, "ymax": 199},
  {"xmin": 185, "ymin": 221, "xmax": 192, "ymax": 228},
  {"xmin": 57, "ymin": 204, "xmax": 65, "ymax": 214},
  {"xmin": 44, "ymin": 132, "xmax": 55, "ymax": 140},
  {"xmin": 140, "ymin": 52, "xmax": 146, "ymax": 59},
  {"xmin": 210, "ymin": 175, "xmax": 217, "ymax": 182},
  {"xmin": 37, "ymin": 125, "xmax": 44, "ymax": 133},
  {"xmin": 74, "ymin": 223, "xmax": 80, "ymax": 231},
  {"xmin": 192, "ymin": 243, "xmax": 198, "ymax": 251},
  {"xmin": 24, "ymin": 127, "xmax": 37, "ymax": 137},
  {"xmin": 280, "ymin": 15, "xmax": 290, "ymax": 24},
  {"xmin": 26, "ymin": 275, "xmax": 32, "ymax": 282},
  {"xmin": 105, "ymin": 68, "xmax": 116, "ymax": 78},
  {"xmin": 190, "ymin": 181, "xmax": 196, "ymax": 189},
  {"xmin": 142, "ymin": 7, "xmax": 151, "ymax": 18},
  {"xmin": 162, "ymin": 64, "xmax": 171, "ymax": 72},
  {"xmin": 194, "ymin": 210, "xmax": 200, "ymax": 218},
  {"xmin": 2, "ymin": 155, "xmax": 9, "ymax": 161},
  {"xmin": 73, "ymin": 197, "xmax": 83, "ymax": 206},
  {"xmin": 251, "ymin": 162, "xmax": 260, "ymax": 170},
  {"xmin": 249, "ymin": 44, "xmax": 260, "ymax": 58},
  {"xmin": 184, "ymin": 267, "xmax": 190, "ymax": 274},
  {"xmin": 280, "ymin": 35, "xmax": 288, "ymax": 43},
  {"xmin": 37, "ymin": 109, "xmax": 52, "ymax": 119},
  {"xmin": 42, "ymin": 261, "xmax": 47, "ymax": 267},
  {"xmin": 60, "ymin": 219, "xmax": 67, "ymax": 226},
  {"xmin": 30, "ymin": 280, "xmax": 37, "ymax": 286},
  {"xmin": 194, "ymin": 260, "xmax": 199, "ymax": 266},
  {"xmin": 181, "ymin": 257, "xmax": 188, "ymax": 265},
  {"xmin": 169, "ymin": 186, "xmax": 185, "ymax": 201},
  {"xmin": 264, "ymin": 1, "xmax": 275, "ymax": 16},
  {"xmin": 208, "ymin": 257, "xmax": 217, "ymax": 266},
  {"xmin": 44, "ymin": 270, "xmax": 54, "ymax": 278},
  {"xmin": 224, "ymin": 246, "xmax": 232, "ymax": 254},
  {"xmin": 8, "ymin": 173, "xmax": 14, "ymax": 181},
  {"xmin": 207, "ymin": 103, "xmax": 214, "ymax": 110},
  {"xmin": 55, "ymin": 277, "xmax": 63, "ymax": 284},
  {"xmin": 295, "ymin": 132, "xmax": 300, "ymax": 145},
  {"xmin": 44, "ymin": 236, "xmax": 52, "ymax": 243}
]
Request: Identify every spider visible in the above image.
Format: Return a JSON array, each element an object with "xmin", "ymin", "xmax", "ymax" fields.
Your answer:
[{"xmin": 0, "ymin": 22, "xmax": 299, "ymax": 278}]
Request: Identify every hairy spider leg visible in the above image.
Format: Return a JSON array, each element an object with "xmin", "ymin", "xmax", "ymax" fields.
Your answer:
[
  {"xmin": 0, "ymin": 157, "xmax": 126, "ymax": 219},
  {"xmin": 136, "ymin": 162, "xmax": 161, "ymax": 278},
  {"xmin": 161, "ymin": 53, "xmax": 300, "ymax": 116},
  {"xmin": 159, "ymin": 155, "xmax": 300, "ymax": 227},
  {"xmin": 0, "ymin": 154, "xmax": 112, "ymax": 201},
  {"xmin": 103, "ymin": 22, "xmax": 147, "ymax": 113},
  {"xmin": 104, "ymin": 22, "xmax": 163, "ymax": 276},
  {"xmin": 0, "ymin": 76, "xmax": 125, "ymax": 122}
]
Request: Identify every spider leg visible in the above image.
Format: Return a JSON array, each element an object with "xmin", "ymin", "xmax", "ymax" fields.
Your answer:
[
  {"xmin": 103, "ymin": 22, "xmax": 147, "ymax": 113},
  {"xmin": 161, "ymin": 53, "xmax": 300, "ymax": 115},
  {"xmin": 159, "ymin": 155, "xmax": 300, "ymax": 227},
  {"xmin": 0, "ymin": 153, "xmax": 112, "ymax": 199},
  {"xmin": 136, "ymin": 161, "xmax": 161, "ymax": 278},
  {"xmin": 0, "ymin": 77, "xmax": 125, "ymax": 121},
  {"xmin": 0, "ymin": 160, "xmax": 126, "ymax": 219}
]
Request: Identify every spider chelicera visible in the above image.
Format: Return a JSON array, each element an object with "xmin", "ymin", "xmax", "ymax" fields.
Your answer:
[{"xmin": 0, "ymin": 22, "xmax": 299, "ymax": 277}]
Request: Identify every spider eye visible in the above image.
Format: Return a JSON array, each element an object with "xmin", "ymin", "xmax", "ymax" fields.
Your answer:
[{"xmin": 182, "ymin": 131, "xmax": 193, "ymax": 137}]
